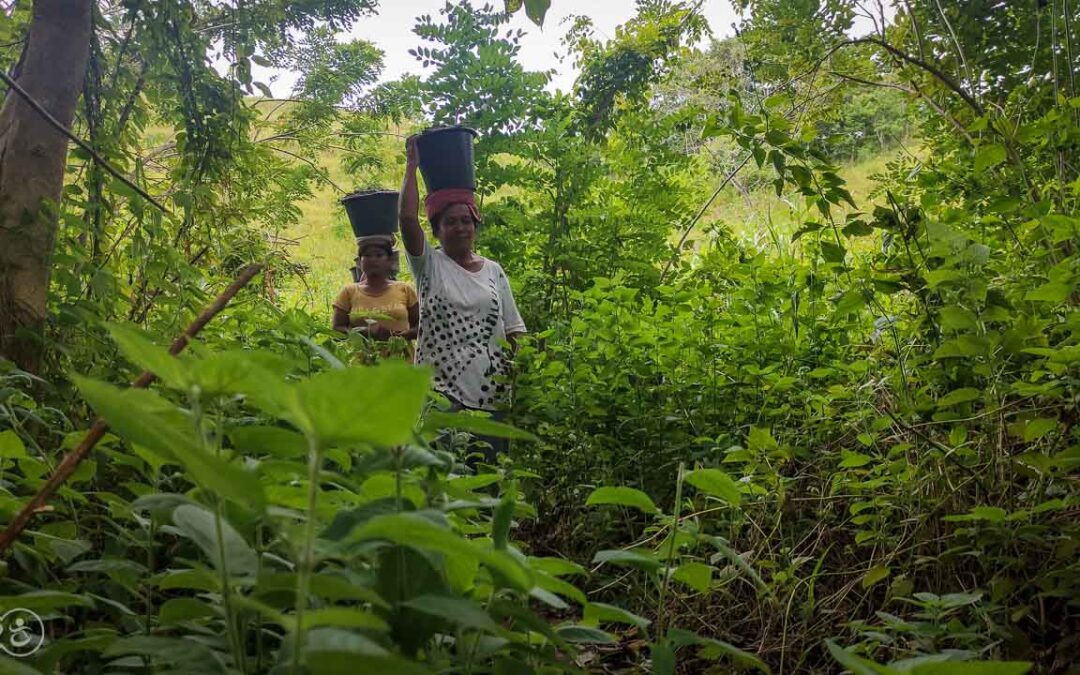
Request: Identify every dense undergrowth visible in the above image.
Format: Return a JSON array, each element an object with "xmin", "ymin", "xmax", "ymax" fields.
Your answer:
[{"xmin": 0, "ymin": 0, "xmax": 1077, "ymax": 673}]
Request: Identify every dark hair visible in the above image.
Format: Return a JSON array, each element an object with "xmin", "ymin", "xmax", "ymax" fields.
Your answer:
[
  {"xmin": 358, "ymin": 242, "xmax": 394, "ymax": 258},
  {"xmin": 431, "ymin": 202, "xmax": 479, "ymax": 235}
]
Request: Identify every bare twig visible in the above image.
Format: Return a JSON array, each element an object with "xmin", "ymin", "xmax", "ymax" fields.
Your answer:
[
  {"xmin": 0, "ymin": 264, "xmax": 264, "ymax": 554},
  {"xmin": 660, "ymin": 152, "xmax": 754, "ymax": 282},
  {"xmin": 0, "ymin": 69, "xmax": 170, "ymax": 214},
  {"xmin": 266, "ymin": 144, "xmax": 347, "ymax": 194}
]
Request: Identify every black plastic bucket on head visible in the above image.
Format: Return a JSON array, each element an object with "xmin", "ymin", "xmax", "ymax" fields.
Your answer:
[
  {"xmin": 415, "ymin": 126, "xmax": 479, "ymax": 193},
  {"xmin": 341, "ymin": 189, "xmax": 399, "ymax": 237}
]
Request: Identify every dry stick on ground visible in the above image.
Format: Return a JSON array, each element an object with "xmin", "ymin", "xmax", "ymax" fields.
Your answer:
[
  {"xmin": 0, "ymin": 263, "xmax": 263, "ymax": 555},
  {"xmin": 0, "ymin": 70, "xmax": 170, "ymax": 215}
]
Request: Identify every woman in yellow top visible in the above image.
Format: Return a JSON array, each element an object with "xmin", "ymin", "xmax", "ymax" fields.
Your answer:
[{"xmin": 332, "ymin": 236, "xmax": 419, "ymax": 349}]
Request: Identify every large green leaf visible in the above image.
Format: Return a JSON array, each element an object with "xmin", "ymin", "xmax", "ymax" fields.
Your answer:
[
  {"xmin": 974, "ymin": 143, "xmax": 1007, "ymax": 173},
  {"xmin": 684, "ymin": 469, "xmax": 742, "ymax": 505},
  {"xmin": 585, "ymin": 486, "xmax": 658, "ymax": 513},
  {"xmin": 671, "ymin": 628, "xmax": 771, "ymax": 673},
  {"xmin": 909, "ymin": 662, "xmax": 1031, "ymax": 675},
  {"xmin": 293, "ymin": 363, "xmax": 430, "ymax": 446},
  {"xmin": 106, "ymin": 323, "xmax": 191, "ymax": 389},
  {"xmin": 0, "ymin": 430, "xmax": 28, "ymax": 460},
  {"xmin": 400, "ymin": 594, "xmax": 499, "ymax": 632},
  {"xmin": 228, "ymin": 426, "xmax": 307, "ymax": 459},
  {"xmin": 103, "ymin": 636, "xmax": 224, "ymax": 673},
  {"xmin": 824, "ymin": 640, "xmax": 888, "ymax": 675},
  {"xmin": 523, "ymin": 0, "xmax": 551, "ymax": 26},
  {"xmin": 555, "ymin": 624, "xmax": 615, "ymax": 644},
  {"xmin": 0, "ymin": 656, "xmax": 44, "ymax": 675},
  {"xmin": 172, "ymin": 504, "xmax": 258, "ymax": 577},
  {"xmin": 583, "ymin": 602, "xmax": 651, "ymax": 630},
  {"xmin": 299, "ymin": 608, "xmax": 389, "ymax": 632},
  {"xmin": 350, "ymin": 512, "xmax": 532, "ymax": 591},
  {"xmin": 671, "ymin": 561, "xmax": 713, "ymax": 593},
  {"xmin": 424, "ymin": 410, "xmax": 537, "ymax": 440},
  {"xmin": 72, "ymin": 376, "xmax": 264, "ymax": 510},
  {"xmin": 592, "ymin": 549, "xmax": 661, "ymax": 572}
]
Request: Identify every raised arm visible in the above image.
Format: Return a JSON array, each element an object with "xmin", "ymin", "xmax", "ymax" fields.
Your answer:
[{"xmin": 399, "ymin": 136, "xmax": 425, "ymax": 257}]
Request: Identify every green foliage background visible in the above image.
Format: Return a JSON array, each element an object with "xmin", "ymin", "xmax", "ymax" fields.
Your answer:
[{"xmin": 0, "ymin": 0, "xmax": 1077, "ymax": 673}]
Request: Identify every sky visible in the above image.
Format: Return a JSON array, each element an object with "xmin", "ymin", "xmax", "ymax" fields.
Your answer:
[{"xmin": 255, "ymin": 0, "xmax": 742, "ymax": 97}]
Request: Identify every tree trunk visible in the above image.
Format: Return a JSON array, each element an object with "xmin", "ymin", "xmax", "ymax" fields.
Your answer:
[{"xmin": 0, "ymin": 0, "xmax": 92, "ymax": 374}]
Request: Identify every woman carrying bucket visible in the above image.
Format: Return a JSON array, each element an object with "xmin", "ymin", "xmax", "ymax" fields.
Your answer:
[
  {"xmin": 332, "ymin": 190, "xmax": 419, "ymax": 359},
  {"xmin": 399, "ymin": 128, "xmax": 526, "ymax": 465}
]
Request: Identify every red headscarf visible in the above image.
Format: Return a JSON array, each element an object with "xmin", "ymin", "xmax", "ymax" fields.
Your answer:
[{"xmin": 424, "ymin": 188, "xmax": 481, "ymax": 225}]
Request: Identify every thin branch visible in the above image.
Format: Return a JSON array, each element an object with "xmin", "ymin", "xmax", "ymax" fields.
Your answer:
[
  {"xmin": 848, "ymin": 36, "xmax": 984, "ymax": 115},
  {"xmin": 0, "ymin": 70, "xmax": 170, "ymax": 214},
  {"xmin": 901, "ymin": 0, "xmax": 927, "ymax": 63},
  {"xmin": 660, "ymin": 152, "xmax": 754, "ymax": 282},
  {"xmin": 266, "ymin": 144, "xmax": 347, "ymax": 194},
  {"xmin": 0, "ymin": 264, "xmax": 264, "ymax": 554},
  {"xmin": 829, "ymin": 70, "xmax": 974, "ymax": 144}
]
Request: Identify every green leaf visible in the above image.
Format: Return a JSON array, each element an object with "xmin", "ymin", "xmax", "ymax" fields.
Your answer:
[
  {"xmin": 842, "ymin": 220, "xmax": 874, "ymax": 237},
  {"xmin": 1024, "ymin": 281, "xmax": 1072, "ymax": 303},
  {"xmin": 1023, "ymin": 417, "xmax": 1058, "ymax": 441},
  {"xmin": 862, "ymin": 565, "xmax": 890, "ymax": 589},
  {"xmin": 105, "ymin": 323, "xmax": 190, "ymax": 389},
  {"xmin": 555, "ymin": 624, "xmax": 616, "ymax": 644},
  {"xmin": 400, "ymin": 594, "xmax": 498, "ymax": 632},
  {"xmin": 159, "ymin": 598, "xmax": 215, "ymax": 625},
  {"xmin": 425, "ymin": 411, "xmax": 537, "ymax": 440},
  {"xmin": 350, "ymin": 512, "xmax": 532, "ymax": 591},
  {"xmin": 103, "ymin": 636, "xmax": 223, "ymax": 672},
  {"xmin": 228, "ymin": 426, "xmax": 306, "ymax": 458},
  {"xmin": 937, "ymin": 388, "xmax": 982, "ymax": 408},
  {"xmin": 825, "ymin": 640, "xmax": 889, "ymax": 675},
  {"xmin": 747, "ymin": 426, "xmax": 778, "ymax": 453},
  {"xmin": 684, "ymin": 469, "xmax": 741, "ymax": 505},
  {"xmin": 0, "ymin": 430, "xmax": 28, "ymax": 460},
  {"xmin": 974, "ymin": 143, "xmax": 1007, "ymax": 173},
  {"xmin": 944, "ymin": 506, "xmax": 1008, "ymax": 524},
  {"xmin": 583, "ymin": 602, "xmax": 651, "ymax": 630},
  {"xmin": 299, "ymin": 607, "xmax": 390, "ymax": 632},
  {"xmin": 669, "ymin": 628, "xmax": 771, "ymax": 673},
  {"xmin": 529, "ymin": 557, "xmax": 587, "ymax": 578},
  {"xmin": 585, "ymin": 486, "xmax": 658, "ymax": 513},
  {"xmin": 534, "ymin": 571, "xmax": 587, "ymax": 605},
  {"xmin": 671, "ymin": 562, "xmax": 713, "ymax": 593},
  {"xmin": 652, "ymin": 644, "xmax": 676, "ymax": 675},
  {"xmin": 939, "ymin": 307, "xmax": 978, "ymax": 332},
  {"xmin": 523, "ymin": 0, "xmax": 551, "ymax": 26},
  {"xmin": 72, "ymin": 376, "xmax": 264, "ymax": 510},
  {"xmin": 305, "ymin": 653, "xmax": 431, "ymax": 675},
  {"xmin": 835, "ymin": 290, "xmax": 866, "ymax": 315},
  {"xmin": 172, "ymin": 504, "xmax": 258, "ymax": 577},
  {"xmin": 910, "ymin": 663, "xmax": 1031, "ymax": 675},
  {"xmin": 0, "ymin": 655, "xmax": 46, "ymax": 674},
  {"xmin": 293, "ymin": 364, "xmax": 430, "ymax": 446},
  {"xmin": 839, "ymin": 451, "xmax": 873, "ymax": 468},
  {"xmin": 0, "ymin": 591, "xmax": 94, "ymax": 614},
  {"xmin": 592, "ymin": 549, "xmax": 661, "ymax": 572},
  {"xmin": 820, "ymin": 241, "xmax": 847, "ymax": 263}
]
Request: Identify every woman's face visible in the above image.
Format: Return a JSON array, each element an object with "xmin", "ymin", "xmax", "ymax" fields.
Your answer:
[
  {"xmin": 436, "ymin": 204, "xmax": 476, "ymax": 253},
  {"xmin": 359, "ymin": 246, "xmax": 392, "ymax": 279}
]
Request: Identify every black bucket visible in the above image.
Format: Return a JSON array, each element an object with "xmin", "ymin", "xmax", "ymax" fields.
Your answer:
[
  {"xmin": 341, "ymin": 189, "xmax": 399, "ymax": 237},
  {"xmin": 415, "ymin": 126, "xmax": 479, "ymax": 193}
]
